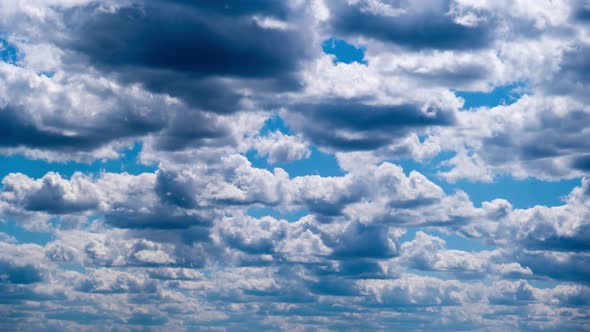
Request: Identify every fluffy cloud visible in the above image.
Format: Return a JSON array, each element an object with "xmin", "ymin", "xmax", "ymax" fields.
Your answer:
[
  {"xmin": 284, "ymin": 100, "xmax": 456, "ymax": 151},
  {"xmin": 1, "ymin": 172, "xmax": 99, "ymax": 214},
  {"xmin": 326, "ymin": 0, "xmax": 495, "ymax": 50},
  {"xmin": 0, "ymin": 62, "xmax": 168, "ymax": 160},
  {"xmin": 1, "ymin": 0, "xmax": 590, "ymax": 330},
  {"xmin": 62, "ymin": 0, "xmax": 317, "ymax": 113},
  {"xmin": 250, "ymin": 131, "xmax": 311, "ymax": 164},
  {"xmin": 456, "ymin": 179, "xmax": 590, "ymax": 282},
  {"xmin": 435, "ymin": 95, "xmax": 590, "ymax": 181}
]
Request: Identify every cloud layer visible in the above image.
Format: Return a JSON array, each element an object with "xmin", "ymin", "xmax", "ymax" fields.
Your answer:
[{"xmin": 0, "ymin": 0, "xmax": 589, "ymax": 331}]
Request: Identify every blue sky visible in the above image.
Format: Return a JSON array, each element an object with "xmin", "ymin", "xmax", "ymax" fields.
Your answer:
[{"xmin": 0, "ymin": 1, "xmax": 589, "ymax": 331}]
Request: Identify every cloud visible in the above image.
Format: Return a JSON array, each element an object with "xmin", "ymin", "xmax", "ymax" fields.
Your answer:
[
  {"xmin": 1, "ymin": 172, "xmax": 99, "ymax": 214},
  {"xmin": 359, "ymin": 275, "xmax": 471, "ymax": 307},
  {"xmin": 284, "ymin": 100, "xmax": 456, "ymax": 151},
  {"xmin": 330, "ymin": 222, "xmax": 398, "ymax": 259},
  {"xmin": 250, "ymin": 131, "xmax": 311, "ymax": 164},
  {"xmin": 0, "ymin": 260, "xmax": 42, "ymax": 284},
  {"xmin": 458, "ymin": 179, "xmax": 590, "ymax": 282},
  {"xmin": 326, "ymin": 0, "xmax": 494, "ymax": 50},
  {"xmin": 436, "ymin": 95, "xmax": 590, "ymax": 181},
  {"xmin": 215, "ymin": 214, "xmax": 331, "ymax": 264},
  {"xmin": 0, "ymin": 158, "xmax": 458, "ymax": 228},
  {"xmin": 76, "ymin": 269, "xmax": 158, "ymax": 294},
  {"xmin": 467, "ymin": 179, "xmax": 590, "ymax": 248},
  {"xmin": 64, "ymin": 1, "xmax": 315, "ymax": 112},
  {"xmin": 0, "ymin": 62, "xmax": 170, "ymax": 161},
  {"xmin": 395, "ymin": 231, "xmax": 533, "ymax": 279},
  {"xmin": 1, "ymin": 0, "xmax": 590, "ymax": 330},
  {"xmin": 100, "ymin": 172, "xmax": 216, "ymax": 230}
]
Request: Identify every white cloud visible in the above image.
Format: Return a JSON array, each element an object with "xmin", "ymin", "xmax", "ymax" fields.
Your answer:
[
  {"xmin": 0, "ymin": 0, "xmax": 589, "ymax": 330},
  {"xmin": 250, "ymin": 131, "xmax": 311, "ymax": 164}
]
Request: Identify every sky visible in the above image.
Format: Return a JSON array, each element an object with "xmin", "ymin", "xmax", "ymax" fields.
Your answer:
[{"xmin": 0, "ymin": 1, "xmax": 589, "ymax": 331}]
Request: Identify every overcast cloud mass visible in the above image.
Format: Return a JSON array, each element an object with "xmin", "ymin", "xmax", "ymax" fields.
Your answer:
[{"xmin": 0, "ymin": 0, "xmax": 590, "ymax": 331}]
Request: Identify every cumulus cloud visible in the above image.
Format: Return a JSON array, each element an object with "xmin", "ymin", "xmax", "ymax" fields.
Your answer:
[
  {"xmin": 284, "ymin": 100, "xmax": 456, "ymax": 151},
  {"xmin": 0, "ymin": 62, "xmax": 169, "ymax": 160},
  {"xmin": 326, "ymin": 0, "xmax": 495, "ymax": 50},
  {"xmin": 1, "ymin": 172, "xmax": 99, "ymax": 214},
  {"xmin": 1, "ymin": 0, "xmax": 590, "ymax": 330},
  {"xmin": 250, "ymin": 131, "xmax": 311, "ymax": 164},
  {"xmin": 455, "ymin": 179, "xmax": 590, "ymax": 282},
  {"xmin": 435, "ymin": 95, "xmax": 590, "ymax": 181},
  {"xmin": 63, "ymin": 0, "xmax": 317, "ymax": 112}
]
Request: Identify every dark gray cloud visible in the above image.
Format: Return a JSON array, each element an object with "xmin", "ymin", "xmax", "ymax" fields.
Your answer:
[
  {"xmin": 0, "ymin": 284, "xmax": 64, "ymax": 305},
  {"xmin": 405, "ymin": 63, "xmax": 491, "ymax": 87},
  {"xmin": 165, "ymin": 0, "xmax": 289, "ymax": 17},
  {"xmin": 547, "ymin": 45, "xmax": 590, "ymax": 98},
  {"xmin": 155, "ymin": 169, "xmax": 200, "ymax": 209},
  {"xmin": 103, "ymin": 193, "xmax": 213, "ymax": 230},
  {"xmin": 330, "ymin": 222, "xmax": 398, "ymax": 259},
  {"xmin": 0, "ymin": 64, "xmax": 169, "ymax": 159},
  {"xmin": 305, "ymin": 277, "xmax": 359, "ymax": 296},
  {"xmin": 66, "ymin": 1, "xmax": 312, "ymax": 112},
  {"xmin": 0, "ymin": 104, "xmax": 165, "ymax": 158},
  {"xmin": 574, "ymin": 3, "xmax": 590, "ymax": 22},
  {"xmin": 0, "ymin": 260, "xmax": 42, "ymax": 284},
  {"xmin": 514, "ymin": 251, "xmax": 590, "ymax": 283},
  {"xmin": 285, "ymin": 100, "xmax": 455, "ymax": 151},
  {"xmin": 70, "ymin": 2, "xmax": 295, "ymax": 77},
  {"xmin": 480, "ymin": 106, "xmax": 590, "ymax": 162},
  {"xmin": 127, "ymin": 312, "xmax": 169, "ymax": 326},
  {"xmin": 150, "ymin": 110, "xmax": 231, "ymax": 152},
  {"xmin": 0, "ymin": 0, "xmax": 313, "ymax": 160},
  {"xmin": 98, "ymin": 172, "xmax": 216, "ymax": 230},
  {"xmin": 45, "ymin": 311, "xmax": 119, "ymax": 325},
  {"xmin": 572, "ymin": 154, "xmax": 590, "ymax": 171},
  {"xmin": 326, "ymin": 0, "xmax": 493, "ymax": 50},
  {"xmin": 0, "ymin": 106, "xmax": 101, "ymax": 151}
]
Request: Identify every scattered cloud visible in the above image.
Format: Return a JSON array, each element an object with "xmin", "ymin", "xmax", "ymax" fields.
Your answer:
[{"xmin": 0, "ymin": 0, "xmax": 589, "ymax": 330}]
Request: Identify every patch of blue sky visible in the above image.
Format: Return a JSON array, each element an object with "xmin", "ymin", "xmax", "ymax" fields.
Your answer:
[
  {"xmin": 0, "ymin": 220, "xmax": 53, "ymax": 245},
  {"xmin": 528, "ymin": 279, "xmax": 562, "ymax": 289},
  {"xmin": 404, "ymin": 269, "xmax": 460, "ymax": 280},
  {"xmin": 0, "ymin": 38, "xmax": 19, "ymax": 64},
  {"xmin": 248, "ymin": 148, "xmax": 577, "ymax": 228},
  {"xmin": 258, "ymin": 114, "xmax": 291, "ymax": 135},
  {"xmin": 322, "ymin": 37, "xmax": 367, "ymax": 65},
  {"xmin": 246, "ymin": 147, "xmax": 345, "ymax": 178},
  {"xmin": 455, "ymin": 82, "xmax": 528, "ymax": 109},
  {"xmin": 0, "ymin": 144, "xmax": 148, "ymax": 243},
  {"xmin": 0, "ymin": 38, "xmax": 54, "ymax": 77},
  {"xmin": 58, "ymin": 262, "xmax": 86, "ymax": 273},
  {"xmin": 449, "ymin": 176, "xmax": 579, "ymax": 209},
  {"xmin": 246, "ymin": 117, "xmax": 346, "ymax": 220},
  {"xmin": 1, "ymin": 215, "xmax": 103, "ymax": 245},
  {"xmin": 246, "ymin": 206, "xmax": 310, "ymax": 222},
  {"xmin": 397, "ymin": 157, "xmax": 579, "ymax": 209},
  {"xmin": 40, "ymin": 70, "xmax": 56, "ymax": 78},
  {"xmin": 396, "ymin": 83, "xmax": 578, "ymax": 209},
  {"xmin": 398, "ymin": 227, "xmax": 495, "ymax": 252},
  {"xmin": 0, "ymin": 143, "xmax": 156, "ymax": 180},
  {"xmin": 247, "ymin": 116, "xmax": 344, "ymax": 177}
]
